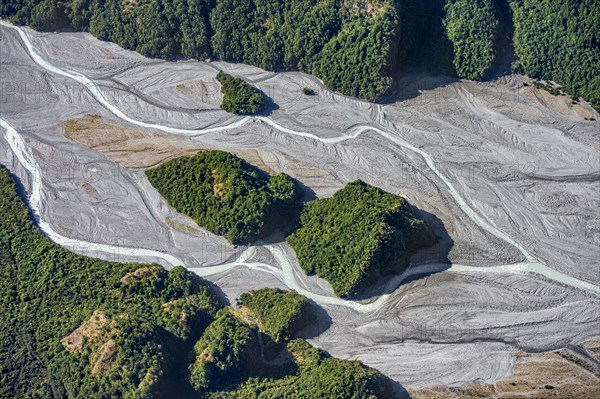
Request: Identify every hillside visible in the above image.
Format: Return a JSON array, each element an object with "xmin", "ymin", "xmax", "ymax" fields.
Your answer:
[
  {"xmin": 237, "ymin": 288, "xmax": 310, "ymax": 342},
  {"xmin": 1, "ymin": 0, "xmax": 598, "ymax": 107},
  {"xmin": 287, "ymin": 180, "xmax": 435, "ymax": 297},
  {"xmin": 206, "ymin": 338, "xmax": 395, "ymax": 398},
  {"xmin": 510, "ymin": 0, "xmax": 600, "ymax": 111},
  {"xmin": 145, "ymin": 151, "xmax": 301, "ymax": 244},
  {"xmin": 0, "ymin": 0, "xmax": 400, "ymax": 102},
  {"xmin": 0, "ymin": 165, "xmax": 397, "ymax": 398},
  {"xmin": 0, "ymin": 164, "xmax": 222, "ymax": 398}
]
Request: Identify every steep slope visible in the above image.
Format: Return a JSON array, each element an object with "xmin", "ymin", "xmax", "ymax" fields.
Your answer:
[
  {"xmin": 287, "ymin": 180, "xmax": 435, "ymax": 297},
  {"xmin": 0, "ymin": 165, "xmax": 222, "ymax": 398},
  {"xmin": 0, "ymin": 0, "xmax": 401, "ymax": 101},
  {"xmin": 0, "ymin": 164, "xmax": 399, "ymax": 398}
]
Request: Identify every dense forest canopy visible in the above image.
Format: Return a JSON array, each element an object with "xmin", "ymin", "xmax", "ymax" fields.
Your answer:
[
  {"xmin": 1, "ymin": 0, "xmax": 598, "ymax": 107},
  {"xmin": 286, "ymin": 180, "xmax": 435, "ymax": 297},
  {"xmin": 0, "ymin": 0, "xmax": 400, "ymax": 101},
  {"xmin": 443, "ymin": 0, "xmax": 499, "ymax": 80},
  {"xmin": 206, "ymin": 338, "xmax": 394, "ymax": 398},
  {"xmin": 145, "ymin": 151, "xmax": 301, "ymax": 244},
  {"xmin": 0, "ymin": 164, "xmax": 222, "ymax": 398},
  {"xmin": 0, "ymin": 165, "xmax": 396, "ymax": 398},
  {"xmin": 189, "ymin": 309, "xmax": 254, "ymax": 393},
  {"xmin": 216, "ymin": 71, "xmax": 266, "ymax": 115},
  {"xmin": 237, "ymin": 288, "xmax": 310, "ymax": 342},
  {"xmin": 510, "ymin": 0, "xmax": 600, "ymax": 111}
]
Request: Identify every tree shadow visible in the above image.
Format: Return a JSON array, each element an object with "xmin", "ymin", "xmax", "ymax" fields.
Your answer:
[
  {"xmin": 350, "ymin": 207, "xmax": 454, "ymax": 301},
  {"xmin": 198, "ymin": 277, "xmax": 231, "ymax": 306},
  {"xmin": 295, "ymin": 300, "xmax": 333, "ymax": 341},
  {"xmin": 253, "ymin": 177, "xmax": 316, "ymax": 246},
  {"xmin": 382, "ymin": 73, "xmax": 459, "ymax": 104},
  {"xmin": 295, "ymin": 178, "xmax": 318, "ymax": 203},
  {"xmin": 410, "ymin": 208, "xmax": 454, "ymax": 266},
  {"xmin": 396, "ymin": 0, "xmax": 455, "ymax": 73},
  {"xmin": 257, "ymin": 89, "xmax": 279, "ymax": 117},
  {"xmin": 486, "ymin": 0, "xmax": 517, "ymax": 80},
  {"xmin": 386, "ymin": 379, "xmax": 413, "ymax": 399}
]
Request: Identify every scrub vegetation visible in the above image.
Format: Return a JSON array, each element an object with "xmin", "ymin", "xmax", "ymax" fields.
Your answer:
[
  {"xmin": 206, "ymin": 338, "xmax": 394, "ymax": 398},
  {"xmin": 0, "ymin": 164, "xmax": 397, "ymax": 398},
  {"xmin": 0, "ymin": 0, "xmax": 400, "ymax": 102},
  {"xmin": 443, "ymin": 0, "xmax": 499, "ymax": 80},
  {"xmin": 145, "ymin": 150, "xmax": 301, "ymax": 244},
  {"xmin": 237, "ymin": 288, "xmax": 310, "ymax": 342},
  {"xmin": 287, "ymin": 180, "xmax": 435, "ymax": 297},
  {"xmin": 2, "ymin": 0, "xmax": 598, "ymax": 108},
  {"xmin": 216, "ymin": 72, "xmax": 266, "ymax": 115},
  {"xmin": 0, "ymin": 164, "xmax": 221, "ymax": 398},
  {"xmin": 510, "ymin": 0, "xmax": 600, "ymax": 111},
  {"xmin": 145, "ymin": 153, "xmax": 435, "ymax": 298}
]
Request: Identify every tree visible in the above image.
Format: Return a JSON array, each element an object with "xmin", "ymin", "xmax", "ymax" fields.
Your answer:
[
  {"xmin": 216, "ymin": 72, "xmax": 267, "ymax": 115},
  {"xmin": 443, "ymin": 0, "xmax": 499, "ymax": 80}
]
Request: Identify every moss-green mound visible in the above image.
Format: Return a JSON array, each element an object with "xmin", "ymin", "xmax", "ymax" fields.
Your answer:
[
  {"xmin": 207, "ymin": 338, "xmax": 395, "ymax": 399},
  {"xmin": 189, "ymin": 309, "xmax": 254, "ymax": 392},
  {"xmin": 287, "ymin": 180, "xmax": 435, "ymax": 297},
  {"xmin": 216, "ymin": 72, "xmax": 266, "ymax": 115},
  {"xmin": 237, "ymin": 288, "xmax": 310, "ymax": 342},
  {"xmin": 145, "ymin": 150, "xmax": 301, "ymax": 244}
]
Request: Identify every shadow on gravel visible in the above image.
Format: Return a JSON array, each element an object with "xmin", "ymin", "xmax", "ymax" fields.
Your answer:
[
  {"xmin": 200, "ymin": 277, "xmax": 231, "ymax": 306},
  {"xmin": 295, "ymin": 301, "xmax": 413, "ymax": 397},
  {"xmin": 296, "ymin": 179, "xmax": 318, "ymax": 203},
  {"xmin": 389, "ymin": 381, "xmax": 413, "ymax": 399},
  {"xmin": 411, "ymin": 208, "xmax": 454, "ymax": 266},
  {"xmin": 398, "ymin": 208, "xmax": 454, "ymax": 286},
  {"xmin": 257, "ymin": 90, "xmax": 279, "ymax": 117},
  {"xmin": 382, "ymin": 73, "xmax": 460, "ymax": 105},
  {"xmin": 254, "ymin": 179, "xmax": 316, "ymax": 246},
  {"xmin": 350, "ymin": 208, "xmax": 454, "ymax": 301},
  {"xmin": 295, "ymin": 300, "xmax": 333, "ymax": 341}
]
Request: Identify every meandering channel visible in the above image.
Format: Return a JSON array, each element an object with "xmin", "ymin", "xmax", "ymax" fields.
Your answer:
[{"xmin": 1, "ymin": 21, "xmax": 598, "ymax": 313}]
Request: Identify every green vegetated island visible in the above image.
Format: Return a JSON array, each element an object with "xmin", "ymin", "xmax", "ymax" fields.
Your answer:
[
  {"xmin": 146, "ymin": 151, "xmax": 435, "ymax": 297},
  {"xmin": 287, "ymin": 180, "xmax": 435, "ymax": 297},
  {"xmin": 216, "ymin": 72, "xmax": 266, "ymax": 115},
  {"xmin": 0, "ymin": 165, "xmax": 398, "ymax": 398},
  {"xmin": 145, "ymin": 150, "xmax": 301, "ymax": 244},
  {"xmin": 1, "ymin": 0, "xmax": 598, "ymax": 109}
]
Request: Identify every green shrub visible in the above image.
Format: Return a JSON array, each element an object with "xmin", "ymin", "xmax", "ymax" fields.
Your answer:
[
  {"xmin": 0, "ymin": 165, "xmax": 222, "ymax": 398},
  {"xmin": 287, "ymin": 180, "xmax": 435, "ymax": 297},
  {"xmin": 443, "ymin": 0, "xmax": 499, "ymax": 80},
  {"xmin": 207, "ymin": 338, "xmax": 393, "ymax": 399},
  {"xmin": 189, "ymin": 309, "xmax": 253, "ymax": 392},
  {"xmin": 237, "ymin": 288, "xmax": 309, "ymax": 341},
  {"xmin": 0, "ymin": 164, "xmax": 396, "ymax": 397},
  {"xmin": 145, "ymin": 151, "xmax": 301, "ymax": 244},
  {"xmin": 510, "ymin": 0, "xmax": 600, "ymax": 112},
  {"xmin": 216, "ymin": 71, "xmax": 267, "ymax": 115},
  {"xmin": 0, "ymin": 0, "xmax": 401, "ymax": 102},
  {"xmin": 2, "ymin": 0, "xmax": 599, "ymax": 107}
]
